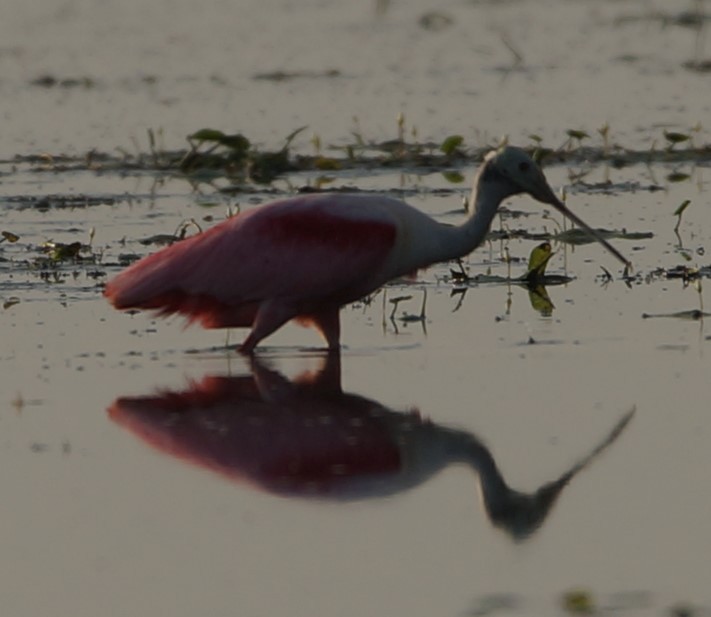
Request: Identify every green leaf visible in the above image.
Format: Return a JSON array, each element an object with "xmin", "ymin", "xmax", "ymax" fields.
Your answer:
[
  {"xmin": 314, "ymin": 157, "xmax": 341, "ymax": 171},
  {"xmin": 189, "ymin": 128, "xmax": 226, "ymax": 142},
  {"xmin": 664, "ymin": 130, "xmax": 690, "ymax": 144},
  {"xmin": 218, "ymin": 133, "xmax": 250, "ymax": 151},
  {"xmin": 528, "ymin": 285, "xmax": 554, "ymax": 316},
  {"xmin": 561, "ymin": 589, "xmax": 595, "ymax": 615},
  {"xmin": 526, "ymin": 242, "xmax": 553, "ymax": 277},
  {"xmin": 442, "ymin": 171, "xmax": 465, "ymax": 183},
  {"xmin": 566, "ymin": 129, "xmax": 589, "ymax": 140},
  {"xmin": 440, "ymin": 135, "xmax": 464, "ymax": 156},
  {"xmin": 45, "ymin": 241, "xmax": 82, "ymax": 261},
  {"xmin": 249, "ymin": 150, "xmax": 290, "ymax": 183}
]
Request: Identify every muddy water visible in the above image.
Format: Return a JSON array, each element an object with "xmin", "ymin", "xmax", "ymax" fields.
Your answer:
[{"xmin": 2, "ymin": 1, "xmax": 711, "ymax": 616}]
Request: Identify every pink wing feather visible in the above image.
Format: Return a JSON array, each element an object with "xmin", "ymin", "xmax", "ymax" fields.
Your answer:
[{"xmin": 105, "ymin": 194, "xmax": 398, "ymax": 327}]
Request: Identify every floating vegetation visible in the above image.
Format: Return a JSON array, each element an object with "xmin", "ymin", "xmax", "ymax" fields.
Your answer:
[
  {"xmin": 664, "ymin": 130, "xmax": 692, "ymax": 149},
  {"xmin": 452, "ymin": 243, "xmax": 573, "ymax": 288},
  {"xmin": 527, "ymin": 284, "xmax": 555, "ymax": 317},
  {"xmin": 4, "ymin": 121, "xmax": 711, "ymax": 188},
  {"xmin": 667, "ymin": 171, "xmax": 692, "ymax": 183},
  {"xmin": 524, "ymin": 241, "xmax": 554, "ymax": 280},
  {"xmin": 178, "ymin": 126, "xmax": 307, "ymax": 183},
  {"xmin": 564, "ymin": 129, "xmax": 590, "ymax": 150},
  {"xmin": 449, "ymin": 243, "xmax": 573, "ymax": 316},
  {"xmin": 0, "ymin": 225, "xmax": 107, "ymax": 298},
  {"xmin": 561, "ymin": 589, "xmax": 595, "ymax": 615},
  {"xmin": 649, "ymin": 265, "xmax": 704, "ymax": 283},
  {"xmin": 439, "ymin": 134, "xmax": 465, "ymax": 158},
  {"xmin": 1, "ymin": 231, "xmax": 20, "ymax": 243},
  {"xmin": 41, "ymin": 241, "xmax": 85, "ymax": 263}
]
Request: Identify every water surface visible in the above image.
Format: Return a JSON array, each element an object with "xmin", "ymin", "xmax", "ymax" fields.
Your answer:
[{"xmin": 1, "ymin": 1, "xmax": 711, "ymax": 616}]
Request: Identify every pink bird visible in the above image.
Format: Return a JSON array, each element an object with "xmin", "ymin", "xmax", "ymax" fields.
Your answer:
[{"xmin": 105, "ymin": 146, "xmax": 629, "ymax": 353}]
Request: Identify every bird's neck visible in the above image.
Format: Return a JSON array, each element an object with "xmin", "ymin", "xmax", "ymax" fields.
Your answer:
[{"xmin": 433, "ymin": 174, "xmax": 515, "ymax": 262}]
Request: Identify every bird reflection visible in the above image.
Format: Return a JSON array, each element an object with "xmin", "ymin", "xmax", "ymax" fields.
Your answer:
[{"xmin": 108, "ymin": 354, "xmax": 633, "ymax": 541}]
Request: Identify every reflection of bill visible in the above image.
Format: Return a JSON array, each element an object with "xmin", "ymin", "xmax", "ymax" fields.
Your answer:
[{"xmin": 109, "ymin": 355, "xmax": 634, "ymax": 541}]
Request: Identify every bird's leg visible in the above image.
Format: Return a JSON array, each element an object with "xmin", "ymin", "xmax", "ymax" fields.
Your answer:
[
  {"xmin": 239, "ymin": 300, "xmax": 296, "ymax": 354},
  {"xmin": 310, "ymin": 308, "xmax": 341, "ymax": 350}
]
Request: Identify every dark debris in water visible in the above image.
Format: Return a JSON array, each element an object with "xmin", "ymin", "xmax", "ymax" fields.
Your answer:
[
  {"xmin": 3, "ymin": 194, "xmax": 117, "ymax": 210},
  {"xmin": 683, "ymin": 59, "xmax": 711, "ymax": 73},
  {"xmin": 642, "ymin": 309, "xmax": 709, "ymax": 321},
  {"xmin": 614, "ymin": 9, "xmax": 711, "ymax": 29},
  {"xmin": 418, "ymin": 11, "xmax": 454, "ymax": 31},
  {"xmin": 463, "ymin": 588, "xmax": 667, "ymax": 617},
  {"xmin": 30, "ymin": 74, "xmax": 97, "ymax": 89},
  {"xmin": 252, "ymin": 68, "xmax": 342, "ymax": 82},
  {"xmin": 647, "ymin": 264, "xmax": 710, "ymax": 283},
  {"xmin": 571, "ymin": 180, "xmax": 664, "ymax": 194},
  {"xmin": 0, "ymin": 228, "xmax": 109, "ymax": 298},
  {"xmin": 465, "ymin": 593, "xmax": 520, "ymax": 616},
  {"xmin": 642, "ymin": 309, "xmax": 711, "ymax": 321}
]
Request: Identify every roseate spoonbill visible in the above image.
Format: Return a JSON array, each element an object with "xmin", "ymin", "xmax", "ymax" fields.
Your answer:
[
  {"xmin": 108, "ymin": 355, "xmax": 635, "ymax": 540},
  {"xmin": 104, "ymin": 146, "xmax": 629, "ymax": 353}
]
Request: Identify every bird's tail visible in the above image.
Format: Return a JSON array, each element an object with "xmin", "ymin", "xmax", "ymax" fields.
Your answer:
[
  {"xmin": 104, "ymin": 246, "xmax": 181, "ymax": 311},
  {"xmin": 104, "ymin": 233, "xmax": 257, "ymax": 329}
]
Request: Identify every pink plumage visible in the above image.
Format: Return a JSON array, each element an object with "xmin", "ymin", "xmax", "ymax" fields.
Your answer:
[
  {"xmin": 105, "ymin": 146, "xmax": 628, "ymax": 352},
  {"xmin": 105, "ymin": 194, "xmax": 403, "ymax": 351}
]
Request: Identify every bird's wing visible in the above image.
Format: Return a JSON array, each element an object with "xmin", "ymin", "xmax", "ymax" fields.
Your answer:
[{"xmin": 106, "ymin": 196, "xmax": 399, "ymax": 312}]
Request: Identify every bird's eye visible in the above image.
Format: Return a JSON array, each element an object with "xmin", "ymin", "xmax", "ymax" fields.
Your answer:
[{"xmin": 518, "ymin": 161, "xmax": 530, "ymax": 172}]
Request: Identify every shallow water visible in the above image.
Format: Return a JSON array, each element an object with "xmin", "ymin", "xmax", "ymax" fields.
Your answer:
[{"xmin": 2, "ymin": 1, "xmax": 711, "ymax": 616}]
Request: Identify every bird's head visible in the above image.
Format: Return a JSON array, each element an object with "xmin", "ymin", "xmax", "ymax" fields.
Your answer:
[
  {"xmin": 478, "ymin": 145, "xmax": 630, "ymax": 268},
  {"xmin": 482, "ymin": 146, "xmax": 560, "ymax": 206}
]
